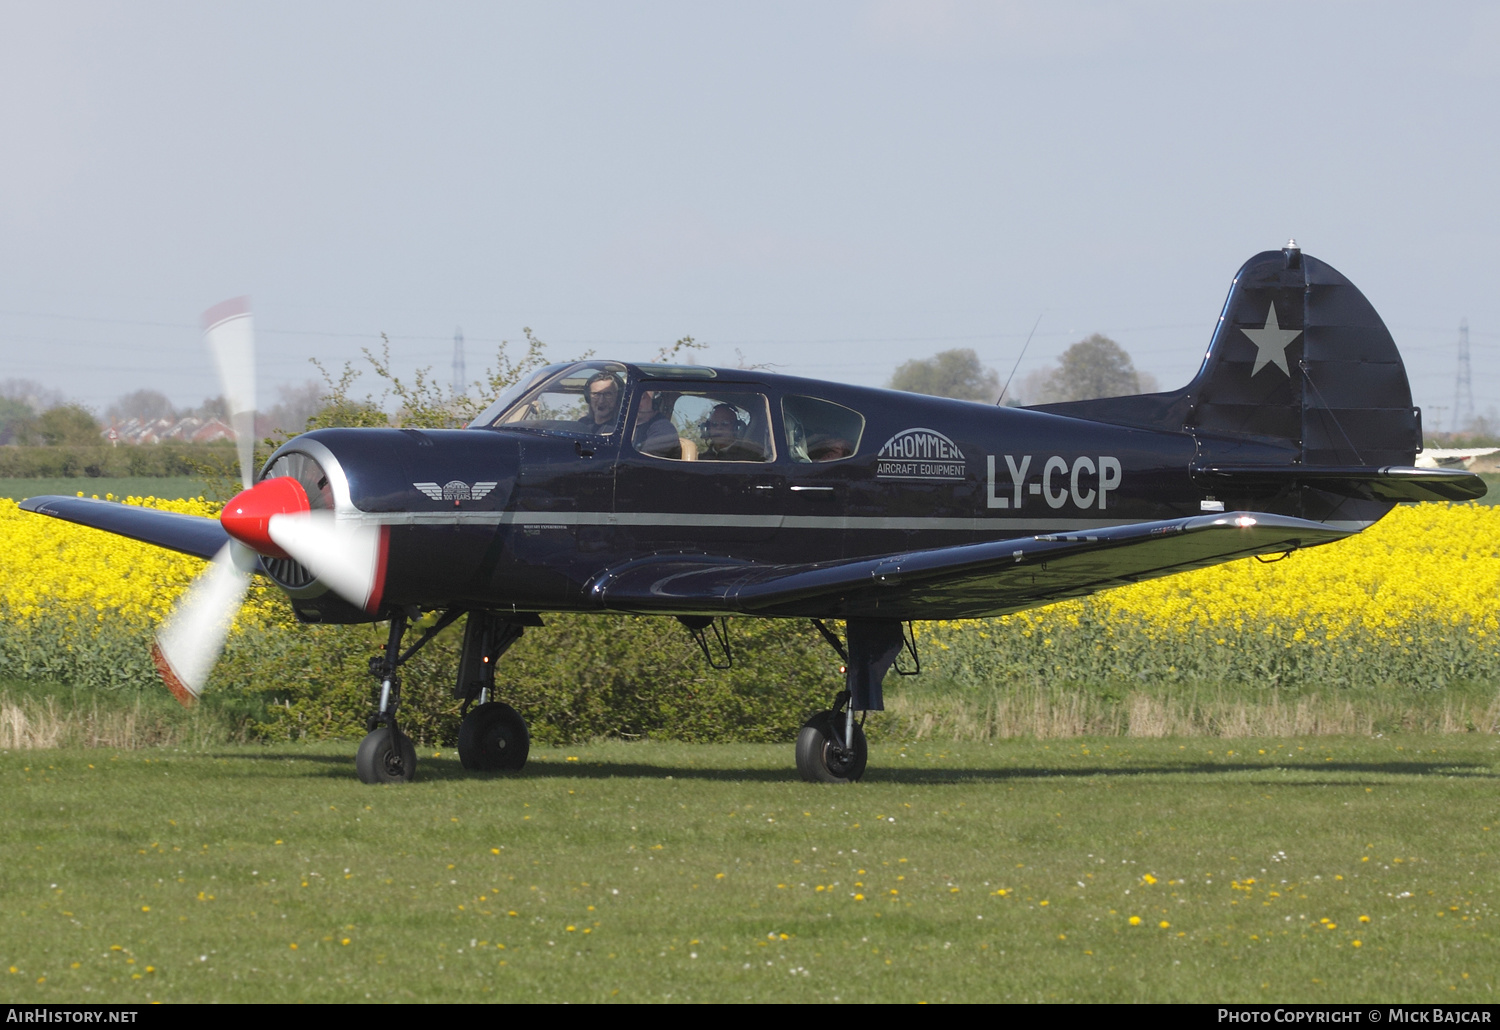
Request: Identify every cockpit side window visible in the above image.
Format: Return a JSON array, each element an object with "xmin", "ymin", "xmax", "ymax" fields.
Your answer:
[
  {"xmin": 484, "ymin": 362, "xmax": 632, "ymax": 437},
  {"xmin": 782, "ymin": 396, "xmax": 864, "ymax": 462},
  {"xmin": 631, "ymin": 389, "xmax": 775, "ymax": 463}
]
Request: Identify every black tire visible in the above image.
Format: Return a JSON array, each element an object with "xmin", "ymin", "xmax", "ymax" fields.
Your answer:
[
  {"xmin": 457, "ymin": 702, "xmax": 531, "ymax": 772},
  {"xmin": 355, "ymin": 728, "xmax": 418, "ymax": 784},
  {"xmin": 795, "ymin": 710, "xmax": 868, "ymax": 783}
]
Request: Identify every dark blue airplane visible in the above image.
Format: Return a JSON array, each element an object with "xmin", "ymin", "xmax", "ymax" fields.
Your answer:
[{"xmin": 22, "ymin": 244, "xmax": 1485, "ymax": 783}]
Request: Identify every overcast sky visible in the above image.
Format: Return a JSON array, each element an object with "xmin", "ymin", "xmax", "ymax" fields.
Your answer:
[{"xmin": 2, "ymin": 1, "xmax": 1496, "ymax": 429}]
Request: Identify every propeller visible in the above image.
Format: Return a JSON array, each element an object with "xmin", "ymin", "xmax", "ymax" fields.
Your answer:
[
  {"xmin": 151, "ymin": 299, "xmax": 260, "ymax": 705},
  {"xmin": 152, "ymin": 299, "xmax": 388, "ymax": 706}
]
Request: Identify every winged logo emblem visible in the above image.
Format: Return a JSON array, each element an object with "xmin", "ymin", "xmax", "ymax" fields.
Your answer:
[{"xmin": 414, "ymin": 480, "xmax": 498, "ymax": 502}]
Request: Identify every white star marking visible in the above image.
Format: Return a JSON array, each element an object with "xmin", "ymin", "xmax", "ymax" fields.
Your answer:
[{"xmin": 1241, "ymin": 302, "xmax": 1303, "ymax": 377}]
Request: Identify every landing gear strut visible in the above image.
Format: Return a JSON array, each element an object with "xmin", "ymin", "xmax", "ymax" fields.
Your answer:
[
  {"xmin": 454, "ymin": 612, "xmax": 540, "ymax": 772},
  {"xmin": 355, "ymin": 607, "xmax": 466, "ymax": 784},
  {"xmin": 796, "ymin": 619, "xmax": 914, "ymax": 783}
]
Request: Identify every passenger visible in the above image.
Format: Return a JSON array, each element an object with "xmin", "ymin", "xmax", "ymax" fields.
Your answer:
[
  {"xmin": 578, "ymin": 371, "xmax": 623, "ymax": 434},
  {"xmin": 701, "ymin": 403, "xmax": 764, "ymax": 462},
  {"xmin": 633, "ymin": 390, "xmax": 680, "ymax": 458}
]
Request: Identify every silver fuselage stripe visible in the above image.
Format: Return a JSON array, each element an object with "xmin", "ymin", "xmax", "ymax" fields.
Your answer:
[
  {"xmin": 343, "ymin": 510, "xmax": 1145, "ymax": 532},
  {"xmin": 336, "ymin": 508, "xmax": 1374, "ymax": 535}
]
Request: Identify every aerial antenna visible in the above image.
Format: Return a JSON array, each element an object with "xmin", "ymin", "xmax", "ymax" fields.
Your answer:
[
  {"xmin": 452, "ymin": 326, "xmax": 466, "ymax": 399},
  {"xmin": 997, "ymin": 314, "xmax": 1043, "ymax": 406}
]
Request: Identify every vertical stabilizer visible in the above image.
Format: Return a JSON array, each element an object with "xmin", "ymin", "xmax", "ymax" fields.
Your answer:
[{"xmin": 1031, "ymin": 244, "xmax": 1420, "ymax": 468}]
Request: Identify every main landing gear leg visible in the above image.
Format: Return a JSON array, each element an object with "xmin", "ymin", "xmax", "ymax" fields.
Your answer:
[
  {"xmin": 355, "ymin": 607, "xmax": 468, "ymax": 784},
  {"xmin": 455, "ymin": 612, "xmax": 540, "ymax": 772},
  {"xmin": 796, "ymin": 619, "xmax": 907, "ymax": 784}
]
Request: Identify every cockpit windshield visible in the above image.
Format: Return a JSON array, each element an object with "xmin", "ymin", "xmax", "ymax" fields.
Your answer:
[
  {"xmin": 473, "ymin": 361, "xmax": 633, "ymax": 437},
  {"xmin": 468, "ymin": 363, "xmax": 573, "ymax": 429}
]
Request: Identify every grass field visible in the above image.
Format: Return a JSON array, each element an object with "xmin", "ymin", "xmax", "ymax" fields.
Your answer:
[
  {"xmin": 4, "ymin": 735, "xmax": 1497, "ymax": 1003},
  {"xmin": 0, "ymin": 476, "xmax": 214, "ymax": 502}
]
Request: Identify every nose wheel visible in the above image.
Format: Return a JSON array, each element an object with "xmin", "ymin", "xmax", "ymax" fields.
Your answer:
[{"xmin": 458, "ymin": 701, "xmax": 531, "ymax": 771}]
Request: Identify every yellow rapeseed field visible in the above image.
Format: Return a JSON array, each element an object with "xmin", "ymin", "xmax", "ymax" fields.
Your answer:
[
  {"xmin": 0, "ymin": 494, "xmax": 285, "ymax": 631},
  {"xmin": 0, "ymin": 495, "xmax": 290, "ymax": 692},
  {"xmin": 989, "ymin": 502, "xmax": 1500, "ymax": 643},
  {"xmin": 923, "ymin": 503, "xmax": 1500, "ymax": 688},
  {"xmin": 2, "ymin": 496, "xmax": 1497, "ymax": 692}
]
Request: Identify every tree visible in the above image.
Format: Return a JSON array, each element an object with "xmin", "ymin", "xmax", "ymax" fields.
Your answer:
[
  {"xmin": 0, "ymin": 378, "xmax": 62, "ymax": 412},
  {"xmin": 264, "ymin": 380, "xmax": 328, "ymax": 436},
  {"xmin": 35, "ymin": 404, "xmax": 101, "ymax": 446},
  {"xmin": 1029, "ymin": 334, "xmax": 1145, "ymax": 404},
  {"xmin": 0, "ymin": 397, "xmax": 34, "ymax": 445},
  {"xmin": 888, "ymin": 348, "xmax": 1000, "ymax": 402},
  {"xmin": 108, "ymin": 388, "xmax": 176, "ymax": 423}
]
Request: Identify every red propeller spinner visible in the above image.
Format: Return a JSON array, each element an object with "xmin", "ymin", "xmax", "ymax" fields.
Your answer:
[{"xmin": 219, "ymin": 477, "xmax": 310, "ymax": 558}]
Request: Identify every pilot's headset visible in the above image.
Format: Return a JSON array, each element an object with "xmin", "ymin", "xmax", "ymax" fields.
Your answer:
[
  {"xmin": 699, "ymin": 405, "xmax": 745, "ymax": 438},
  {"xmin": 786, "ymin": 413, "xmax": 810, "ymax": 462}
]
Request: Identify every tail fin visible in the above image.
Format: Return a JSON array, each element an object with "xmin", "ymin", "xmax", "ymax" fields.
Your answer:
[{"xmin": 1031, "ymin": 243, "xmax": 1421, "ymax": 467}]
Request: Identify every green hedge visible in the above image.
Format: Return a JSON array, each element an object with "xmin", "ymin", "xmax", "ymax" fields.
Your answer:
[
  {"xmin": 0, "ymin": 608, "xmax": 846, "ymax": 747},
  {"xmin": 219, "ymin": 614, "xmax": 843, "ymax": 746},
  {"xmin": 0, "ymin": 443, "xmax": 234, "ymax": 479}
]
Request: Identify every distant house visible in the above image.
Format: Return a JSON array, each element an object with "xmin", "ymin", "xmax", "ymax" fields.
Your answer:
[
  {"xmin": 102, "ymin": 416, "xmax": 235, "ymax": 445},
  {"xmin": 189, "ymin": 418, "xmax": 234, "ymax": 443}
]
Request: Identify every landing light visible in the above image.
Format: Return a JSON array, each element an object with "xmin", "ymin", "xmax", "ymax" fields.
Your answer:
[{"xmin": 1235, "ymin": 515, "xmax": 1257, "ymax": 528}]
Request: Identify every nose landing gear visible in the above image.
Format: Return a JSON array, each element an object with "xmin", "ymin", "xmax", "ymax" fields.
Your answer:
[{"xmin": 354, "ymin": 607, "xmax": 467, "ymax": 784}]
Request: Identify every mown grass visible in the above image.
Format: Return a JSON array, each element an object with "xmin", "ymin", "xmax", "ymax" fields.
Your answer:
[
  {"xmin": 3, "ymin": 734, "xmax": 1497, "ymax": 1003},
  {"xmin": 0, "ymin": 476, "xmax": 214, "ymax": 502}
]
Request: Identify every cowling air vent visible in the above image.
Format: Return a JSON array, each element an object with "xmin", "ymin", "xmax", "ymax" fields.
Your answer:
[{"xmin": 258, "ymin": 451, "xmax": 335, "ymax": 591}]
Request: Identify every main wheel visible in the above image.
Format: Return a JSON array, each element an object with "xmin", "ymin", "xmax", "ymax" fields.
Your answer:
[
  {"xmin": 355, "ymin": 727, "xmax": 418, "ymax": 784},
  {"xmin": 795, "ymin": 710, "xmax": 868, "ymax": 783},
  {"xmin": 457, "ymin": 702, "xmax": 531, "ymax": 772}
]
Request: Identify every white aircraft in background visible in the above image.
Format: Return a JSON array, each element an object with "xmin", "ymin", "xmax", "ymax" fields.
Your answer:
[{"xmin": 1415, "ymin": 447, "xmax": 1500, "ymax": 470}]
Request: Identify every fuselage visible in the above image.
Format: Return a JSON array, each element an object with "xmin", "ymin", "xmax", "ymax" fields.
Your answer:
[{"xmin": 258, "ymin": 361, "xmax": 1386, "ymax": 624}]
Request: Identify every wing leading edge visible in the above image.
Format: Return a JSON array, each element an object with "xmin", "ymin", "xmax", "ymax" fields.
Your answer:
[
  {"xmin": 587, "ymin": 512, "xmax": 1351, "ymax": 621},
  {"xmin": 20, "ymin": 495, "xmax": 230, "ymax": 561}
]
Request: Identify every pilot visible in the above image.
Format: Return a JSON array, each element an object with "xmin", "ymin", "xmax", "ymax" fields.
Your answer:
[
  {"xmin": 633, "ymin": 390, "xmax": 680, "ymax": 458},
  {"xmin": 579, "ymin": 371, "xmax": 623, "ymax": 434},
  {"xmin": 701, "ymin": 403, "xmax": 763, "ymax": 461}
]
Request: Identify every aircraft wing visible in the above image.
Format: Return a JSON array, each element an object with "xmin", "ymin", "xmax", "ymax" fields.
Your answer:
[
  {"xmin": 587, "ymin": 511, "xmax": 1350, "ymax": 621},
  {"xmin": 19, "ymin": 495, "xmax": 230, "ymax": 561}
]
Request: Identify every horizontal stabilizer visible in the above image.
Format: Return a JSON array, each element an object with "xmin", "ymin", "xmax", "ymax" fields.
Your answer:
[
  {"xmin": 1193, "ymin": 465, "xmax": 1486, "ymax": 503},
  {"xmin": 588, "ymin": 511, "xmax": 1350, "ymax": 621},
  {"xmin": 19, "ymin": 495, "xmax": 231, "ymax": 561}
]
